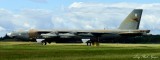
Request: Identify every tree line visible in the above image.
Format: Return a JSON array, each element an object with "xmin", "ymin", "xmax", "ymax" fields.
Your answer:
[
  {"xmin": 100, "ymin": 35, "xmax": 160, "ymax": 43},
  {"xmin": 0, "ymin": 34, "xmax": 12, "ymax": 40}
]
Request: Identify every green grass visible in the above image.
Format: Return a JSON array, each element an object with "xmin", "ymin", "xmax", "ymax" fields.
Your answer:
[{"xmin": 0, "ymin": 42, "xmax": 160, "ymax": 60}]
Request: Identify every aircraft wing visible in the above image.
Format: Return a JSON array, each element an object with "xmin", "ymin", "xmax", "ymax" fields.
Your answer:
[{"xmin": 39, "ymin": 30, "xmax": 150, "ymax": 39}]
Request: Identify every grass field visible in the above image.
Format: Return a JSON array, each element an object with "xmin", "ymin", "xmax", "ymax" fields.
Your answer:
[{"xmin": 0, "ymin": 42, "xmax": 160, "ymax": 60}]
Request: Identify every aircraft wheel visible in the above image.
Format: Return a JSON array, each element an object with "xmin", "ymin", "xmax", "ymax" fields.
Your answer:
[{"xmin": 41, "ymin": 40, "xmax": 47, "ymax": 45}]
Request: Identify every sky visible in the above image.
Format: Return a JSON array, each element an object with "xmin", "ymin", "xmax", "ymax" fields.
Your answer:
[{"xmin": 0, "ymin": 0, "xmax": 160, "ymax": 36}]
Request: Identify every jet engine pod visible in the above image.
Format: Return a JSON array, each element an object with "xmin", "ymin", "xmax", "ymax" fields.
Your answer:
[
  {"xmin": 59, "ymin": 33, "xmax": 76, "ymax": 38},
  {"xmin": 41, "ymin": 32, "xmax": 58, "ymax": 38}
]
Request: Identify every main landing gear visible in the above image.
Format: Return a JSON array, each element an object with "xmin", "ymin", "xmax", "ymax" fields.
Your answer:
[{"xmin": 86, "ymin": 37, "xmax": 100, "ymax": 46}]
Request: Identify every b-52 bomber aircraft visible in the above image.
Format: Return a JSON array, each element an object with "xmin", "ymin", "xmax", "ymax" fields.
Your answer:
[{"xmin": 7, "ymin": 9, "xmax": 150, "ymax": 46}]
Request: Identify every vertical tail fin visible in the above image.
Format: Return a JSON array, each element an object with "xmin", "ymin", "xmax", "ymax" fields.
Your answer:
[{"xmin": 118, "ymin": 9, "xmax": 143, "ymax": 30}]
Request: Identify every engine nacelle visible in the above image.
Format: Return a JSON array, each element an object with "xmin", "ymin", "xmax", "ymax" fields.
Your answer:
[{"xmin": 59, "ymin": 33, "xmax": 76, "ymax": 38}]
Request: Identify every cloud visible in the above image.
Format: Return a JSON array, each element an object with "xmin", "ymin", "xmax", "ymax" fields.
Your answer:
[
  {"xmin": 28, "ymin": 0, "xmax": 48, "ymax": 3},
  {"xmin": 1, "ymin": 2, "xmax": 160, "ymax": 36},
  {"xmin": 0, "ymin": 26, "xmax": 7, "ymax": 37},
  {"xmin": 0, "ymin": 9, "xmax": 54, "ymax": 36},
  {"xmin": 0, "ymin": 26, "xmax": 5, "ymax": 31},
  {"xmin": 68, "ymin": 2, "xmax": 160, "ymax": 34},
  {"xmin": 67, "ymin": 2, "xmax": 160, "ymax": 34},
  {"xmin": 12, "ymin": 9, "xmax": 53, "ymax": 29}
]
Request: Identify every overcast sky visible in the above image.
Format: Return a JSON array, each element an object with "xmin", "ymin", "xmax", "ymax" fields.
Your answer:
[{"xmin": 0, "ymin": 0, "xmax": 160, "ymax": 36}]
